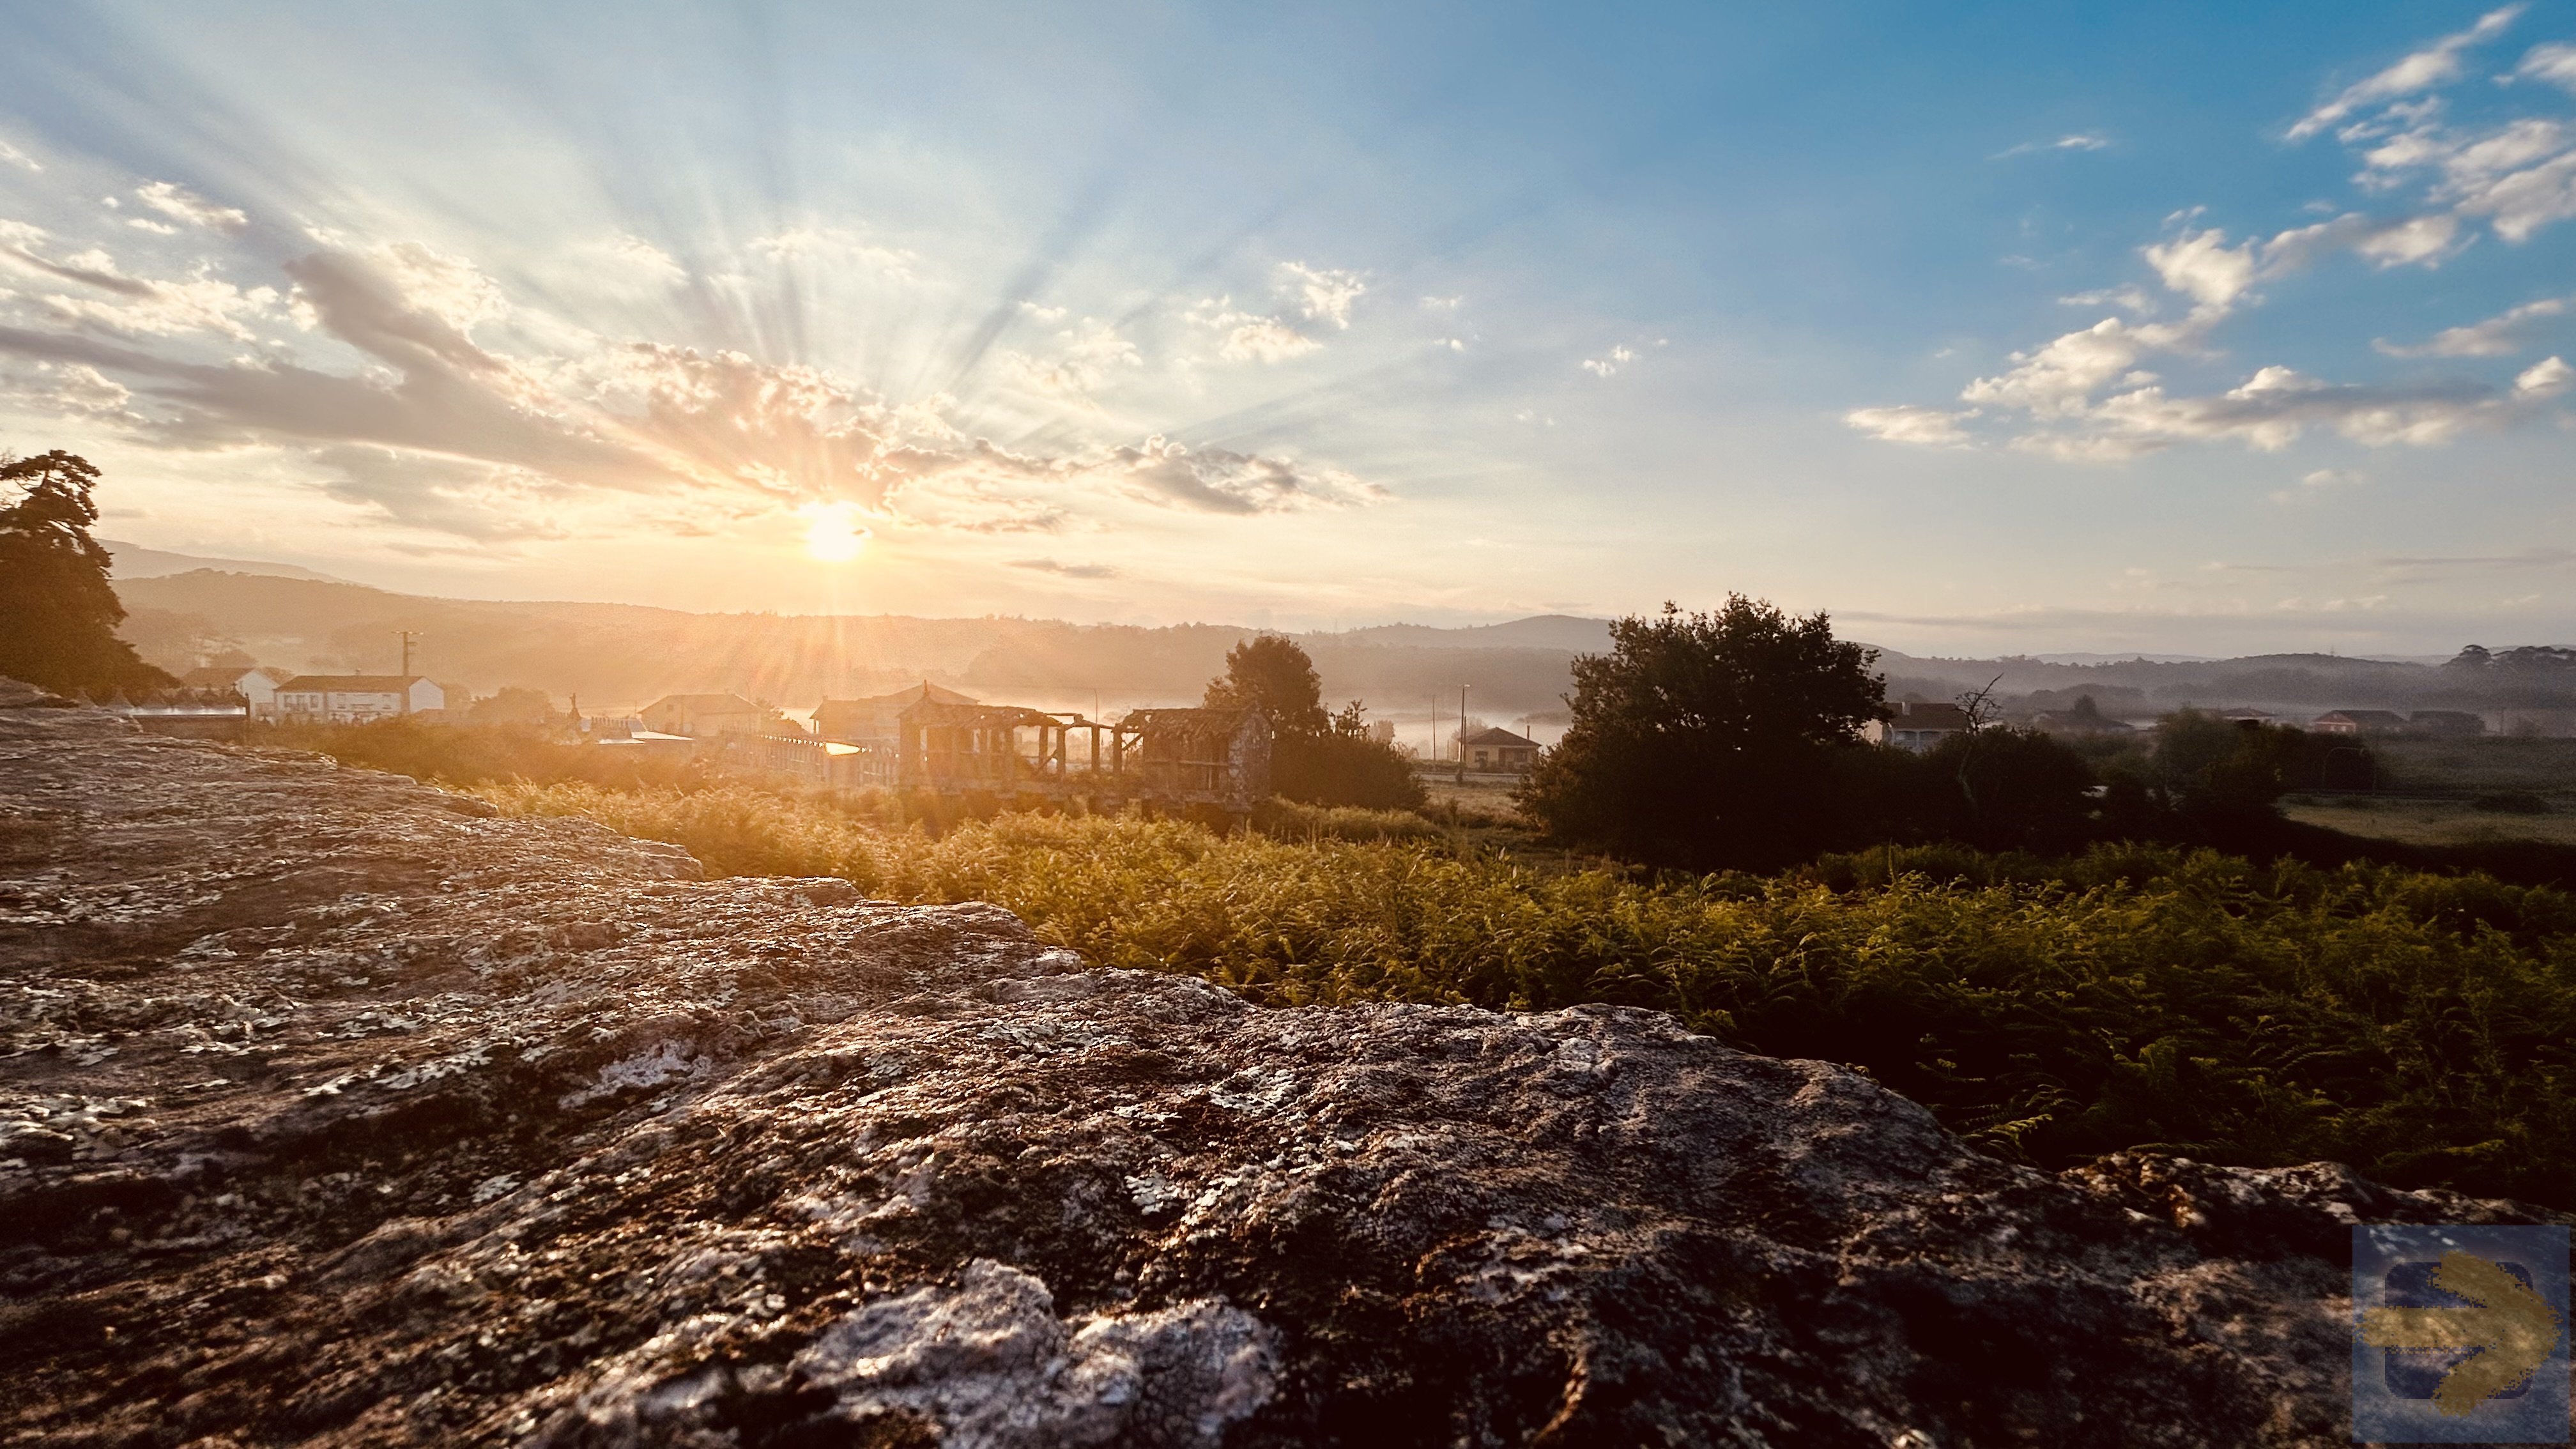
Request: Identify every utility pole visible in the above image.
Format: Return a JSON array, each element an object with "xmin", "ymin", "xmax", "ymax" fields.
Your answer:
[
  {"xmin": 394, "ymin": 631, "xmax": 422, "ymax": 716},
  {"xmin": 1456, "ymin": 684, "xmax": 1469, "ymax": 784}
]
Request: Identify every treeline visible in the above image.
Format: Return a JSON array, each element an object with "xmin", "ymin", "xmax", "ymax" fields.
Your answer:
[{"xmin": 1517, "ymin": 598, "xmax": 2576, "ymax": 889}]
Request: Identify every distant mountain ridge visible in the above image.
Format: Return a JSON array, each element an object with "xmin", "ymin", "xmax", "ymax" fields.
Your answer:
[
  {"xmin": 107, "ymin": 569, "xmax": 2576, "ymax": 724},
  {"xmin": 102, "ymin": 540, "xmax": 346, "ymax": 585}
]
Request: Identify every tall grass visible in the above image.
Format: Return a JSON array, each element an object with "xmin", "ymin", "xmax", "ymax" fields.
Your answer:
[{"xmin": 484, "ymin": 781, "xmax": 2576, "ymax": 1207}]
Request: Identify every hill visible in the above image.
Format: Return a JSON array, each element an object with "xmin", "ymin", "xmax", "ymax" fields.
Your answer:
[{"xmin": 109, "ymin": 569, "xmax": 2576, "ymax": 726}]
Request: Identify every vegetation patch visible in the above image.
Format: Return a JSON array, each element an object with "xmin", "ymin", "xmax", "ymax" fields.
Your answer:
[{"xmin": 483, "ymin": 781, "xmax": 2576, "ymax": 1209}]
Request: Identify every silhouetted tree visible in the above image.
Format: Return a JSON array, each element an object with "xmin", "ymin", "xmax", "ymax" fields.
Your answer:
[
  {"xmin": 1203, "ymin": 634, "xmax": 1330, "ymax": 735},
  {"xmin": 1923, "ymin": 726, "xmax": 2097, "ymax": 853},
  {"xmin": 1206, "ymin": 634, "xmax": 1418, "ymax": 808},
  {"xmin": 0, "ymin": 450, "xmax": 173, "ymax": 695},
  {"xmin": 2151, "ymin": 710, "xmax": 2361, "ymax": 822},
  {"xmin": 1519, "ymin": 597, "xmax": 1887, "ymax": 871}
]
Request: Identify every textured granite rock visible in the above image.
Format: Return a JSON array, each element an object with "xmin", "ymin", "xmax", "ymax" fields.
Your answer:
[{"xmin": 1, "ymin": 681, "xmax": 2559, "ymax": 1447}]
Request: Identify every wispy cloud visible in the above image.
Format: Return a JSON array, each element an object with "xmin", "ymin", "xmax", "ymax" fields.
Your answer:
[
  {"xmin": 1845, "ymin": 404, "xmax": 1975, "ymax": 447},
  {"xmin": 1993, "ymin": 133, "xmax": 2112, "ymax": 158},
  {"xmin": 2519, "ymin": 41, "xmax": 2576, "ymax": 93},
  {"xmin": 1009, "ymin": 556, "xmax": 1118, "ymax": 578},
  {"xmin": 2377, "ymin": 293, "xmax": 2572, "ymax": 356},
  {"xmin": 1581, "ymin": 344, "xmax": 1636, "ymax": 378},
  {"xmin": 0, "ymin": 139, "xmax": 39, "ymax": 172},
  {"xmin": 1187, "ymin": 297, "xmax": 1320, "ymax": 364},
  {"xmin": 2287, "ymin": 4, "xmax": 2524, "ymax": 140},
  {"xmin": 1278, "ymin": 261, "xmax": 1365, "ymax": 328},
  {"xmin": 134, "ymin": 181, "xmax": 247, "ymax": 233}
]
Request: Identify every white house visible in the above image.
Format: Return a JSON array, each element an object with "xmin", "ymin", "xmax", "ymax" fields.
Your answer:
[
  {"xmin": 275, "ymin": 675, "xmax": 446, "ymax": 722},
  {"xmin": 1864, "ymin": 700, "xmax": 1973, "ymax": 753},
  {"xmin": 179, "ymin": 666, "xmax": 290, "ymax": 719}
]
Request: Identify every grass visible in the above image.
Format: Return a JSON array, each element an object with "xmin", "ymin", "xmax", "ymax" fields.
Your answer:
[
  {"xmin": 480, "ymin": 780, "xmax": 2576, "ymax": 1208},
  {"xmin": 2370, "ymin": 736, "xmax": 2576, "ymax": 795},
  {"xmin": 2286, "ymin": 797, "xmax": 2576, "ymax": 848}
]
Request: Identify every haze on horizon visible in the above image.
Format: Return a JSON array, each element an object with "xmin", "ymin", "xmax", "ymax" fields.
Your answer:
[{"xmin": 3, "ymin": 2, "xmax": 2575, "ymax": 657}]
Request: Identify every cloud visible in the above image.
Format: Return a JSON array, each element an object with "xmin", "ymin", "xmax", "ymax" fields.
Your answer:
[
  {"xmin": 1581, "ymin": 345, "xmax": 1636, "ymax": 378},
  {"xmin": 0, "ymin": 229, "xmax": 281, "ymax": 339},
  {"xmin": 2287, "ymin": 4, "xmax": 2524, "ymax": 140},
  {"xmin": 1278, "ymin": 262, "xmax": 1365, "ymax": 328},
  {"xmin": 2142, "ymin": 228, "xmax": 2258, "ymax": 309},
  {"xmin": 2058, "ymin": 286, "xmax": 2154, "ymax": 311},
  {"xmin": 1419, "ymin": 295, "xmax": 1462, "ymax": 312},
  {"xmin": 1093, "ymin": 435, "xmax": 1385, "ymax": 515},
  {"xmin": 1188, "ymin": 298, "xmax": 1319, "ymax": 363},
  {"xmin": 2271, "ymin": 466, "xmax": 2365, "ymax": 503},
  {"xmin": 1994, "ymin": 133, "xmax": 2112, "ymax": 158},
  {"xmin": 1844, "ymin": 402, "xmax": 1978, "ymax": 443},
  {"xmin": 2513, "ymin": 41, "xmax": 2576, "ymax": 93},
  {"xmin": 134, "ymin": 181, "xmax": 248, "ymax": 233},
  {"xmin": 17, "ymin": 361, "xmax": 141, "ymax": 422},
  {"xmin": 1846, "ymin": 404, "xmax": 1976, "ymax": 447},
  {"xmin": 2377, "ymin": 293, "xmax": 2572, "ymax": 356},
  {"xmin": 0, "ymin": 206, "xmax": 1386, "ymax": 544},
  {"xmin": 1009, "ymin": 556, "xmax": 1118, "ymax": 578},
  {"xmin": 0, "ymin": 139, "xmax": 38, "ymax": 172},
  {"xmin": 746, "ymin": 226, "xmax": 916, "ymax": 280},
  {"xmin": 1008, "ymin": 319, "xmax": 1141, "ymax": 397},
  {"xmin": 2014, "ymin": 354, "xmax": 2572, "ymax": 457}
]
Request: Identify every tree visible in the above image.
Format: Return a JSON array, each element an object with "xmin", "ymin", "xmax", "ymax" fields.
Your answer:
[
  {"xmin": 2150, "ymin": 710, "xmax": 2358, "ymax": 821},
  {"xmin": 470, "ymin": 687, "xmax": 558, "ymax": 724},
  {"xmin": 1206, "ymin": 635, "xmax": 1419, "ymax": 808},
  {"xmin": 0, "ymin": 450, "xmax": 173, "ymax": 695},
  {"xmin": 1273, "ymin": 701, "xmax": 1427, "ymax": 809},
  {"xmin": 1518, "ymin": 597, "xmax": 1887, "ymax": 871},
  {"xmin": 1203, "ymin": 634, "xmax": 1331, "ymax": 736},
  {"xmin": 1921, "ymin": 726, "xmax": 2097, "ymax": 853}
]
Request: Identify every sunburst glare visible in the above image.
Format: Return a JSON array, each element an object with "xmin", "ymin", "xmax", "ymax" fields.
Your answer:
[{"xmin": 800, "ymin": 502, "xmax": 870, "ymax": 564}]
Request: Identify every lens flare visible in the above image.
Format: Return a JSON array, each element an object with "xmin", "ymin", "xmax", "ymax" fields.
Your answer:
[{"xmin": 800, "ymin": 502, "xmax": 870, "ymax": 564}]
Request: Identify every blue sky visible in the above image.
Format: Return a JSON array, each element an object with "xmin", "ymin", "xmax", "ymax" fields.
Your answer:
[{"xmin": 2, "ymin": 1, "xmax": 2573, "ymax": 654}]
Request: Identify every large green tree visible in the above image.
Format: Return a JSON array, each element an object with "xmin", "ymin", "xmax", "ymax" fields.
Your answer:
[
  {"xmin": 0, "ymin": 450, "xmax": 173, "ymax": 695},
  {"xmin": 1518, "ymin": 597, "xmax": 1887, "ymax": 870}
]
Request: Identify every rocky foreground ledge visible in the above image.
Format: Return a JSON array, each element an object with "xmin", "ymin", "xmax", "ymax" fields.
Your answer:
[{"xmin": 2, "ymin": 682, "xmax": 2559, "ymax": 1447}]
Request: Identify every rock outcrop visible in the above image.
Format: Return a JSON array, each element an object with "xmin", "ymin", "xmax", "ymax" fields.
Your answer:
[{"xmin": 2, "ymin": 680, "xmax": 2559, "ymax": 1446}]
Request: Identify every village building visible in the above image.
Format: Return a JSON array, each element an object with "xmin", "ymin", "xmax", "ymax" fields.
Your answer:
[
  {"xmin": 2311, "ymin": 709, "xmax": 2409, "ymax": 736},
  {"xmin": 2030, "ymin": 696, "xmax": 2136, "ymax": 737},
  {"xmin": 2408, "ymin": 709, "xmax": 2487, "ymax": 737},
  {"xmin": 1460, "ymin": 726, "xmax": 1540, "ymax": 771},
  {"xmin": 812, "ymin": 682, "xmax": 978, "ymax": 743},
  {"xmin": 179, "ymin": 666, "xmax": 290, "ymax": 719},
  {"xmin": 2218, "ymin": 707, "xmax": 2275, "ymax": 724},
  {"xmin": 638, "ymin": 693, "xmax": 798, "ymax": 738},
  {"xmin": 1864, "ymin": 700, "xmax": 1972, "ymax": 753},
  {"xmin": 275, "ymin": 675, "xmax": 445, "ymax": 722}
]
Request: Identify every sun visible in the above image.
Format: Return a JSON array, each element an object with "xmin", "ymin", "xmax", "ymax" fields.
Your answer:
[{"xmin": 800, "ymin": 502, "xmax": 871, "ymax": 564}]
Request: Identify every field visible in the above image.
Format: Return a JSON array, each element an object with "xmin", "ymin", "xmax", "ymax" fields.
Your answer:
[
  {"xmin": 2284, "ymin": 735, "xmax": 2576, "ymax": 847},
  {"xmin": 2285, "ymin": 797, "xmax": 2576, "ymax": 848}
]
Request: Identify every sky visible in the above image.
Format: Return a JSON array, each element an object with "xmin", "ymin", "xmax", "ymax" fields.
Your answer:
[{"xmin": 3, "ymin": 1, "xmax": 2575, "ymax": 656}]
